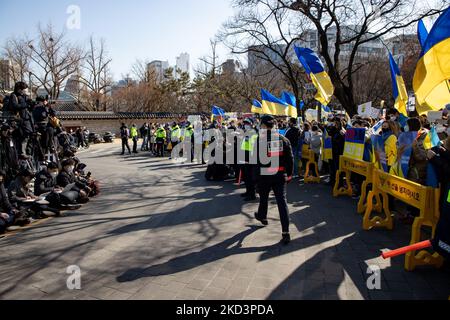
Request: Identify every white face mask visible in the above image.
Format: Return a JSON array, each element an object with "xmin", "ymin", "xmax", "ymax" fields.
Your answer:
[
  {"xmin": 404, "ymin": 125, "xmax": 409, "ymax": 133},
  {"xmin": 244, "ymin": 125, "xmax": 252, "ymax": 131},
  {"xmin": 390, "ymin": 116, "xmax": 397, "ymax": 121},
  {"xmin": 50, "ymin": 172, "xmax": 58, "ymax": 178},
  {"xmin": 67, "ymin": 166, "xmax": 75, "ymax": 172}
]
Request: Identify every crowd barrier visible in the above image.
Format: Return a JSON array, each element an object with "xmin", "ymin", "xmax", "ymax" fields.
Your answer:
[
  {"xmin": 333, "ymin": 156, "xmax": 375, "ymax": 214},
  {"xmin": 301, "ymin": 147, "xmax": 320, "ymax": 184},
  {"xmin": 363, "ymin": 168, "xmax": 443, "ymax": 271}
]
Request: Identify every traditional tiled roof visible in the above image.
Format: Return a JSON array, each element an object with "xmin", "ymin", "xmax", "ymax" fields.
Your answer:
[{"xmin": 56, "ymin": 111, "xmax": 206, "ymax": 120}]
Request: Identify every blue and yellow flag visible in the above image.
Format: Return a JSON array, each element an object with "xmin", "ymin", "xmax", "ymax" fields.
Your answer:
[
  {"xmin": 261, "ymin": 89, "xmax": 292, "ymax": 117},
  {"xmin": 280, "ymin": 92, "xmax": 298, "ymax": 118},
  {"xmin": 251, "ymin": 99, "xmax": 264, "ymax": 114},
  {"xmin": 211, "ymin": 106, "xmax": 225, "ymax": 122},
  {"xmin": 413, "ymin": 7, "xmax": 450, "ymax": 114},
  {"xmin": 389, "ymin": 53, "xmax": 408, "ymax": 117},
  {"xmin": 321, "ymin": 131, "xmax": 333, "ymax": 161},
  {"xmin": 294, "ymin": 46, "xmax": 334, "ymax": 106},
  {"xmin": 423, "ymin": 126, "xmax": 441, "ymax": 150}
]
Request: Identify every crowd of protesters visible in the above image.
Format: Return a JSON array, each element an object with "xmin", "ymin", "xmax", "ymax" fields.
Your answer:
[
  {"xmin": 0, "ymin": 82, "xmax": 99, "ymax": 235},
  {"xmin": 118, "ymin": 104, "xmax": 450, "ymax": 245}
]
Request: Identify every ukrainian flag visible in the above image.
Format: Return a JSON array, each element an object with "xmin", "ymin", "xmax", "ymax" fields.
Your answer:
[
  {"xmin": 294, "ymin": 46, "xmax": 334, "ymax": 106},
  {"xmin": 261, "ymin": 89, "xmax": 292, "ymax": 117},
  {"xmin": 423, "ymin": 126, "xmax": 441, "ymax": 150},
  {"xmin": 413, "ymin": 7, "xmax": 450, "ymax": 115},
  {"xmin": 211, "ymin": 106, "xmax": 225, "ymax": 122},
  {"xmin": 280, "ymin": 92, "xmax": 298, "ymax": 118},
  {"xmin": 389, "ymin": 53, "xmax": 409, "ymax": 117},
  {"xmin": 251, "ymin": 99, "xmax": 264, "ymax": 114}
]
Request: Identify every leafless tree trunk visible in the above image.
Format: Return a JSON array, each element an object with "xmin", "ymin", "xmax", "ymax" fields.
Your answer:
[
  {"xmin": 195, "ymin": 39, "xmax": 222, "ymax": 79},
  {"xmin": 79, "ymin": 36, "xmax": 113, "ymax": 111}
]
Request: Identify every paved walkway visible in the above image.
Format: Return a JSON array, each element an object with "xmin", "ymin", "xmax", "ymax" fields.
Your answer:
[{"xmin": 0, "ymin": 142, "xmax": 449, "ymax": 300}]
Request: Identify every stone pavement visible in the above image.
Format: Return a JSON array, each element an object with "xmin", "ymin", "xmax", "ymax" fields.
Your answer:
[{"xmin": 0, "ymin": 142, "xmax": 449, "ymax": 300}]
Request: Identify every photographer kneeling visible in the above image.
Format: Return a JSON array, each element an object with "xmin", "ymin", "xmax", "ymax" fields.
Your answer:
[{"xmin": 34, "ymin": 162, "xmax": 81, "ymax": 212}]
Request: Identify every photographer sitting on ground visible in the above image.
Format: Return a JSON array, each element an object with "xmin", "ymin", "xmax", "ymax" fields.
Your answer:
[
  {"xmin": 0, "ymin": 170, "xmax": 29, "ymax": 234},
  {"xmin": 57, "ymin": 159, "xmax": 91, "ymax": 204},
  {"xmin": 34, "ymin": 162, "xmax": 81, "ymax": 212},
  {"xmin": 8, "ymin": 169, "xmax": 58, "ymax": 219}
]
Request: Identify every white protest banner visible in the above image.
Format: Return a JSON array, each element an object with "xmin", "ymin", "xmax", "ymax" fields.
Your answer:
[{"xmin": 358, "ymin": 101, "xmax": 380, "ymax": 118}]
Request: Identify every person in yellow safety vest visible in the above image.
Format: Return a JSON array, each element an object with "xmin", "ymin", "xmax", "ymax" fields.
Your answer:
[
  {"xmin": 130, "ymin": 124, "xmax": 139, "ymax": 154},
  {"xmin": 155, "ymin": 125, "xmax": 166, "ymax": 157},
  {"xmin": 240, "ymin": 118, "xmax": 258, "ymax": 202},
  {"xmin": 170, "ymin": 122, "xmax": 181, "ymax": 160},
  {"xmin": 184, "ymin": 122, "xmax": 195, "ymax": 162}
]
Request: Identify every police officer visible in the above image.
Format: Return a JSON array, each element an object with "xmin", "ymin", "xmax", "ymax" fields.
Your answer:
[
  {"xmin": 155, "ymin": 125, "xmax": 167, "ymax": 157},
  {"xmin": 130, "ymin": 124, "xmax": 139, "ymax": 154},
  {"xmin": 254, "ymin": 115, "xmax": 294, "ymax": 245},
  {"xmin": 170, "ymin": 122, "xmax": 181, "ymax": 160},
  {"xmin": 240, "ymin": 118, "xmax": 258, "ymax": 202},
  {"xmin": 184, "ymin": 122, "xmax": 195, "ymax": 162}
]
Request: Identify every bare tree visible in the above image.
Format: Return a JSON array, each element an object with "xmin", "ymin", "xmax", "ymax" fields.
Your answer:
[
  {"xmin": 79, "ymin": 36, "xmax": 113, "ymax": 111},
  {"xmin": 27, "ymin": 23, "xmax": 84, "ymax": 100},
  {"xmin": 195, "ymin": 39, "xmax": 222, "ymax": 78},
  {"xmin": 219, "ymin": 1, "xmax": 309, "ymax": 115},
  {"xmin": 271, "ymin": 0, "xmax": 446, "ymax": 115},
  {"xmin": 2, "ymin": 36, "xmax": 31, "ymax": 85},
  {"xmin": 131, "ymin": 58, "xmax": 155, "ymax": 83}
]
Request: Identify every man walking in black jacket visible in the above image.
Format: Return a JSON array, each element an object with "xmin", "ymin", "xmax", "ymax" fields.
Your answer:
[{"xmin": 254, "ymin": 115, "xmax": 294, "ymax": 245}]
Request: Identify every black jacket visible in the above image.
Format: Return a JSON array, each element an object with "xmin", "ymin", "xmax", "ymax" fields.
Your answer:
[
  {"xmin": 285, "ymin": 126, "xmax": 300, "ymax": 149},
  {"xmin": 257, "ymin": 131, "xmax": 294, "ymax": 179},
  {"xmin": 34, "ymin": 169, "xmax": 56, "ymax": 196},
  {"xmin": 56, "ymin": 171, "xmax": 86, "ymax": 190},
  {"xmin": 430, "ymin": 145, "xmax": 450, "ymax": 259},
  {"xmin": 8, "ymin": 177, "xmax": 34, "ymax": 204},
  {"xmin": 0, "ymin": 183, "xmax": 13, "ymax": 213},
  {"xmin": 328, "ymin": 127, "xmax": 345, "ymax": 162},
  {"xmin": 0, "ymin": 136, "xmax": 19, "ymax": 180},
  {"xmin": 10, "ymin": 93, "xmax": 35, "ymax": 135}
]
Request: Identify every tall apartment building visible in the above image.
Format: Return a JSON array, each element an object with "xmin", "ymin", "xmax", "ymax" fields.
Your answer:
[{"xmin": 147, "ymin": 60, "xmax": 170, "ymax": 82}]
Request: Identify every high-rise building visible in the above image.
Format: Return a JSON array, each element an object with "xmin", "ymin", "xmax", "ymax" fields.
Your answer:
[
  {"xmin": 0, "ymin": 59, "xmax": 14, "ymax": 91},
  {"xmin": 176, "ymin": 53, "xmax": 190, "ymax": 75},
  {"xmin": 247, "ymin": 44, "xmax": 287, "ymax": 72},
  {"xmin": 147, "ymin": 60, "xmax": 170, "ymax": 82},
  {"xmin": 64, "ymin": 74, "xmax": 80, "ymax": 96},
  {"xmin": 385, "ymin": 34, "xmax": 421, "ymax": 68}
]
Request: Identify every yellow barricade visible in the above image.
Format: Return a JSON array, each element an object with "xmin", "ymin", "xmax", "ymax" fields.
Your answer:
[
  {"xmin": 363, "ymin": 169, "xmax": 443, "ymax": 271},
  {"xmin": 301, "ymin": 149, "xmax": 320, "ymax": 184},
  {"xmin": 333, "ymin": 156, "xmax": 375, "ymax": 214}
]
